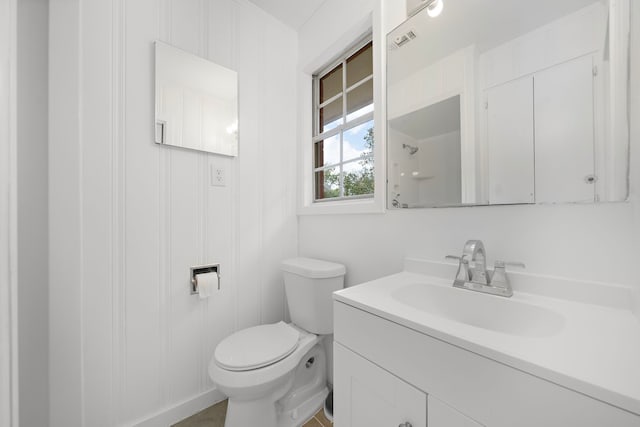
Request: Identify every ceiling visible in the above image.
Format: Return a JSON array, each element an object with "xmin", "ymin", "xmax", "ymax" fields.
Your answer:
[
  {"xmin": 390, "ymin": 95, "xmax": 461, "ymax": 140},
  {"xmin": 247, "ymin": 0, "xmax": 327, "ymax": 31}
]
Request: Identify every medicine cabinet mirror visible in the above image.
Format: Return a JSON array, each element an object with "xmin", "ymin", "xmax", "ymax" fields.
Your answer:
[
  {"xmin": 387, "ymin": 0, "xmax": 630, "ymax": 208},
  {"xmin": 155, "ymin": 41, "xmax": 238, "ymax": 156}
]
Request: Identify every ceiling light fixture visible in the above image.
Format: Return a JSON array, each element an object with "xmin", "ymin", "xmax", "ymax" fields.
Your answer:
[{"xmin": 426, "ymin": 0, "xmax": 444, "ymax": 18}]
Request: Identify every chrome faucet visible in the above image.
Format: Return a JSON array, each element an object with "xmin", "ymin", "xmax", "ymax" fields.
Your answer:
[
  {"xmin": 446, "ymin": 240, "xmax": 524, "ymax": 298},
  {"xmin": 463, "ymin": 240, "xmax": 489, "ymax": 285}
]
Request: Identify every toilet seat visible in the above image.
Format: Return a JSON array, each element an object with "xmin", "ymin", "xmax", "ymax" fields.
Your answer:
[{"xmin": 214, "ymin": 322, "xmax": 300, "ymax": 371}]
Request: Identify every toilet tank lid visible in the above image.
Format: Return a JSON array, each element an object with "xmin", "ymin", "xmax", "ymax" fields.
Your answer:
[{"xmin": 281, "ymin": 257, "xmax": 346, "ymax": 279}]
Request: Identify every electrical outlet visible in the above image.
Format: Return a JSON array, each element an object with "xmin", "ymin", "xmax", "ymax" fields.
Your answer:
[{"xmin": 211, "ymin": 166, "xmax": 226, "ymax": 187}]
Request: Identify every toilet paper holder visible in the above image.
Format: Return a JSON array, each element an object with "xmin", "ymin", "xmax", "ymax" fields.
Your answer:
[{"xmin": 190, "ymin": 264, "xmax": 221, "ymax": 295}]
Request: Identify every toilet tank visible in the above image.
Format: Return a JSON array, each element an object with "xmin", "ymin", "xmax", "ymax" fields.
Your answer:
[{"xmin": 281, "ymin": 257, "xmax": 346, "ymax": 335}]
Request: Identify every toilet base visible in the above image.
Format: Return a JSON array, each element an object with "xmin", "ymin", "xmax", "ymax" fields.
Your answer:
[
  {"xmin": 224, "ymin": 386, "xmax": 327, "ymax": 427},
  {"xmin": 278, "ymin": 386, "xmax": 327, "ymax": 427},
  {"xmin": 225, "ymin": 396, "xmax": 279, "ymax": 426},
  {"xmin": 221, "ymin": 342, "xmax": 328, "ymax": 427}
]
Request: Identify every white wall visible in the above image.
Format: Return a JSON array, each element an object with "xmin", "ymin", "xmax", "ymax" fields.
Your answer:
[
  {"xmin": 388, "ymin": 128, "xmax": 419, "ymax": 204},
  {"xmin": 17, "ymin": 0, "xmax": 49, "ymax": 425},
  {"xmin": 416, "ymin": 131, "xmax": 462, "ymax": 206},
  {"xmin": 300, "ymin": 202, "xmax": 640, "ymax": 287},
  {"xmin": 49, "ymin": 0, "xmax": 297, "ymax": 425},
  {"xmin": 389, "ymin": 129, "xmax": 463, "ymax": 208},
  {"xmin": 298, "ymin": 1, "xmax": 640, "ymax": 291},
  {"xmin": 478, "ymin": 2, "xmax": 607, "ymax": 89},
  {"xmin": 0, "ymin": 0, "xmax": 18, "ymax": 425}
]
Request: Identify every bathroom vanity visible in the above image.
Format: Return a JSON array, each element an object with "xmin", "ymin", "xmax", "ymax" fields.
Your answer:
[{"xmin": 332, "ymin": 259, "xmax": 640, "ymax": 427}]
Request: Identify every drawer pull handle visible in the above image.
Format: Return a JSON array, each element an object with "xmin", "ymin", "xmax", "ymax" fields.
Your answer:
[{"xmin": 399, "ymin": 423, "xmax": 412, "ymax": 427}]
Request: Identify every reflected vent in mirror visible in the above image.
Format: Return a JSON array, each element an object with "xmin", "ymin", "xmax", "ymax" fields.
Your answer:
[{"xmin": 393, "ymin": 30, "xmax": 417, "ymax": 48}]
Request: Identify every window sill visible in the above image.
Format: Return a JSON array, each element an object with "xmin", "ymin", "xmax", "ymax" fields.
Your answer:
[{"xmin": 297, "ymin": 196, "xmax": 385, "ymax": 215}]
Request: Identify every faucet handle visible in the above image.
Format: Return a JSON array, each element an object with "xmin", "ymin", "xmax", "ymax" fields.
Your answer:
[
  {"xmin": 445, "ymin": 255, "xmax": 470, "ymax": 282},
  {"xmin": 494, "ymin": 260, "xmax": 525, "ymax": 269},
  {"xmin": 491, "ymin": 261, "xmax": 525, "ymax": 295}
]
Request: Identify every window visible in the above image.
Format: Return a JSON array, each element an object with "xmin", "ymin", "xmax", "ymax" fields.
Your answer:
[{"xmin": 313, "ymin": 39, "xmax": 374, "ymax": 202}]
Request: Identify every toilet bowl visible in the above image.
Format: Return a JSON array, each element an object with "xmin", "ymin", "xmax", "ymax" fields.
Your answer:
[
  {"xmin": 209, "ymin": 257, "xmax": 345, "ymax": 427},
  {"xmin": 209, "ymin": 323, "xmax": 326, "ymax": 426}
]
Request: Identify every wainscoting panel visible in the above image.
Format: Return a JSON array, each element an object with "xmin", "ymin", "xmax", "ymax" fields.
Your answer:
[
  {"xmin": 122, "ymin": 0, "xmax": 164, "ymax": 421},
  {"xmin": 81, "ymin": 0, "xmax": 119, "ymax": 423},
  {"xmin": 49, "ymin": 0, "xmax": 298, "ymax": 425},
  {"xmin": 258, "ymin": 20, "xmax": 299, "ymax": 325},
  {"xmin": 0, "ymin": 0, "xmax": 17, "ymax": 425}
]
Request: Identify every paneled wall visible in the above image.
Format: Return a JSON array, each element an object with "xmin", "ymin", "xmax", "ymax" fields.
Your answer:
[
  {"xmin": 0, "ymin": 0, "xmax": 18, "ymax": 425},
  {"xmin": 298, "ymin": 1, "xmax": 640, "ymax": 289},
  {"xmin": 49, "ymin": 0, "xmax": 297, "ymax": 425},
  {"xmin": 17, "ymin": 0, "xmax": 49, "ymax": 425}
]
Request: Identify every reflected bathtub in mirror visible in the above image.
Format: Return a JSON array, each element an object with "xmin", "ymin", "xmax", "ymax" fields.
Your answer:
[
  {"xmin": 155, "ymin": 41, "xmax": 238, "ymax": 156},
  {"xmin": 387, "ymin": 0, "xmax": 630, "ymax": 208}
]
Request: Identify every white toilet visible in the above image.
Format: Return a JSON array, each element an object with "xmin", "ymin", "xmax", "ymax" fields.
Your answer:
[{"xmin": 209, "ymin": 257, "xmax": 346, "ymax": 427}]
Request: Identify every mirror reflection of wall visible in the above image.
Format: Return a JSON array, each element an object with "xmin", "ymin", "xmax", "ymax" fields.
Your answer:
[
  {"xmin": 389, "ymin": 95, "xmax": 462, "ymax": 208},
  {"xmin": 155, "ymin": 41, "xmax": 238, "ymax": 156},
  {"xmin": 387, "ymin": 0, "xmax": 630, "ymax": 209}
]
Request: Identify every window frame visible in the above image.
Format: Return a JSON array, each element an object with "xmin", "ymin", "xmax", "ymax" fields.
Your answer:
[{"xmin": 312, "ymin": 36, "xmax": 375, "ymax": 203}]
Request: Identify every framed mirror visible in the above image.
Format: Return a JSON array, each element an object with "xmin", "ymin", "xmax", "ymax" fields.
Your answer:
[
  {"xmin": 155, "ymin": 41, "xmax": 238, "ymax": 156},
  {"xmin": 387, "ymin": 0, "xmax": 630, "ymax": 208}
]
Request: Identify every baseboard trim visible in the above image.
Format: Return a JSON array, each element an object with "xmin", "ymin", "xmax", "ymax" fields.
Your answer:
[{"xmin": 132, "ymin": 388, "xmax": 226, "ymax": 427}]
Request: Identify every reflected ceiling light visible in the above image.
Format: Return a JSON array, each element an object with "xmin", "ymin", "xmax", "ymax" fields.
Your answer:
[
  {"xmin": 426, "ymin": 0, "xmax": 444, "ymax": 18},
  {"xmin": 226, "ymin": 120, "xmax": 238, "ymax": 135}
]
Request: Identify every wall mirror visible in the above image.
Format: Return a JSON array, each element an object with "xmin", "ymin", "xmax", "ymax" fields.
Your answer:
[
  {"xmin": 155, "ymin": 41, "xmax": 238, "ymax": 156},
  {"xmin": 387, "ymin": 0, "xmax": 630, "ymax": 208}
]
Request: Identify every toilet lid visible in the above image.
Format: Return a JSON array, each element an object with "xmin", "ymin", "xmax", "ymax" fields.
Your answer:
[{"xmin": 214, "ymin": 322, "xmax": 300, "ymax": 371}]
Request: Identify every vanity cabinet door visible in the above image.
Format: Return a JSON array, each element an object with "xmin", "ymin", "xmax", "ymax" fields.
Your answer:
[
  {"xmin": 334, "ymin": 342, "xmax": 427, "ymax": 427},
  {"xmin": 428, "ymin": 396, "xmax": 483, "ymax": 427}
]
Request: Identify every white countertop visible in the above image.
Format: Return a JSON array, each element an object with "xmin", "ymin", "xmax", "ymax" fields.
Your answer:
[{"xmin": 333, "ymin": 259, "xmax": 640, "ymax": 416}]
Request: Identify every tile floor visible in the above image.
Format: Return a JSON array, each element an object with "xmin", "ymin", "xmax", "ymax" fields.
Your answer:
[
  {"xmin": 302, "ymin": 407, "xmax": 333, "ymax": 427},
  {"xmin": 171, "ymin": 400, "xmax": 333, "ymax": 427}
]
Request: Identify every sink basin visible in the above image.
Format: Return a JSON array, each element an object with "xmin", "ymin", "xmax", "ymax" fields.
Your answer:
[{"xmin": 391, "ymin": 283, "xmax": 565, "ymax": 337}]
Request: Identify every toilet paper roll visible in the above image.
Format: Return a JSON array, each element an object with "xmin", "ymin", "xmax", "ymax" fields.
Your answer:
[{"xmin": 197, "ymin": 272, "xmax": 218, "ymax": 299}]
